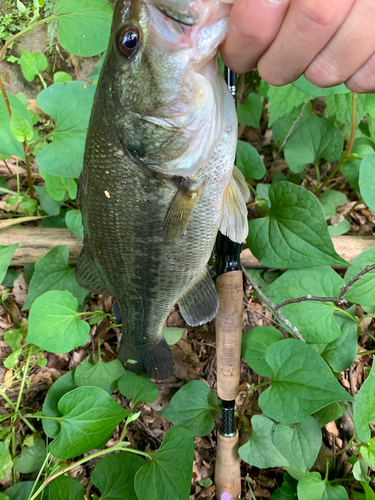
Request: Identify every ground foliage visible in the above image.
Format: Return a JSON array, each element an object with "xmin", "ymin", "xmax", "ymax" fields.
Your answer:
[{"xmin": 0, "ymin": 1, "xmax": 375, "ymax": 499}]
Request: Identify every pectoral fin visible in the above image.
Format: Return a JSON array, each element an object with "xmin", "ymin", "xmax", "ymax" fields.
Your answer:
[
  {"xmin": 75, "ymin": 244, "xmax": 111, "ymax": 295},
  {"xmin": 178, "ymin": 266, "xmax": 218, "ymax": 326},
  {"xmin": 164, "ymin": 179, "xmax": 202, "ymax": 241},
  {"xmin": 218, "ymin": 167, "xmax": 250, "ymax": 243}
]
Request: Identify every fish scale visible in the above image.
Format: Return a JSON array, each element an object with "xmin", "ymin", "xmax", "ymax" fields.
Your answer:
[{"xmin": 75, "ymin": 0, "xmax": 249, "ymax": 379}]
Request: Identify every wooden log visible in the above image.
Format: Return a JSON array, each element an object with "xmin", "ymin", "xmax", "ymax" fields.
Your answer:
[
  {"xmin": 0, "ymin": 226, "xmax": 374, "ymax": 267},
  {"xmin": 0, "ymin": 227, "xmax": 83, "ymax": 266}
]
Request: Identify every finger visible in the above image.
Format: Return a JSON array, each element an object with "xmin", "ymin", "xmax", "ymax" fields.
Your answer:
[
  {"xmin": 257, "ymin": 0, "xmax": 354, "ymax": 86},
  {"xmin": 305, "ymin": 0, "xmax": 375, "ymax": 89},
  {"xmin": 345, "ymin": 51, "xmax": 375, "ymax": 93},
  {"xmin": 220, "ymin": 0, "xmax": 291, "ymax": 74}
]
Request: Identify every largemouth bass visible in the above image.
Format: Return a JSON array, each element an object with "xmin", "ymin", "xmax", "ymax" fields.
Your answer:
[{"xmin": 75, "ymin": 0, "xmax": 249, "ymax": 379}]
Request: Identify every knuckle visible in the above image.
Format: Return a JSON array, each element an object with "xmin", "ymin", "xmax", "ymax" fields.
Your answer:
[
  {"xmin": 298, "ymin": 0, "xmax": 339, "ymax": 28},
  {"xmin": 304, "ymin": 60, "xmax": 344, "ymax": 88}
]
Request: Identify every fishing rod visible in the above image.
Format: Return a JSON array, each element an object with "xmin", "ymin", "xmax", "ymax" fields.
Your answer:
[{"xmin": 214, "ymin": 68, "xmax": 242, "ymax": 500}]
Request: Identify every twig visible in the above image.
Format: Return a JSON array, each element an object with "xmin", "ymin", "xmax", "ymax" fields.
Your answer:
[
  {"xmin": 242, "ymin": 266, "xmax": 305, "ymax": 342},
  {"xmin": 275, "ymin": 98, "xmax": 311, "ymax": 158},
  {"xmin": 274, "ymin": 296, "xmax": 339, "ymax": 312},
  {"xmin": 338, "ymin": 263, "xmax": 375, "ymax": 303}
]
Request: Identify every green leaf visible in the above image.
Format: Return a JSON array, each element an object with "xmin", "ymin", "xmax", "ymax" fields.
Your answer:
[
  {"xmin": 273, "ymin": 417, "xmax": 321, "ymax": 479},
  {"xmin": 55, "ymin": 0, "xmax": 113, "ymax": 57},
  {"xmin": 263, "ymin": 267, "xmax": 344, "ymax": 343},
  {"xmin": 359, "ymin": 153, "xmax": 375, "ymax": 212},
  {"xmin": 344, "ymin": 248, "xmax": 375, "ymax": 308},
  {"xmin": 118, "ymin": 371, "xmax": 158, "ymax": 406},
  {"xmin": 270, "ymin": 474, "xmax": 298, "ymax": 500},
  {"xmin": 247, "ymin": 182, "xmax": 347, "ymax": 268},
  {"xmin": 354, "ymin": 362, "xmax": 375, "ymax": 442},
  {"xmin": 297, "ymin": 472, "xmax": 348, "ymax": 500},
  {"xmin": 36, "ymin": 82, "xmax": 95, "ymax": 178},
  {"xmin": 0, "ymin": 438, "xmax": 12, "ymax": 481},
  {"xmin": 284, "ymin": 114, "xmax": 343, "ymax": 173},
  {"xmin": 353, "ymin": 460, "xmax": 370, "ymax": 484},
  {"xmin": 0, "ymin": 94, "xmax": 31, "ymax": 160},
  {"xmin": 0, "ymin": 244, "xmax": 18, "ymax": 285},
  {"xmin": 35, "ymin": 185, "xmax": 62, "ymax": 215},
  {"xmin": 318, "ymin": 190, "xmax": 346, "ymax": 219},
  {"xmin": 236, "ymin": 140, "xmax": 266, "ymax": 180},
  {"xmin": 241, "ymin": 326, "xmax": 284, "ymax": 376},
  {"xmin": 23, "ymin": 245, "xmax": 87, "ymax": 310},
  {"xmin": 4, "ymin": 482, "xmax": 49, "ymax": 500},
  {"xmin": 66, "ymin": 210, "xmax": 84, "ymax": 238},
  {"xmin": 237, "ymin": 93, "xmax": 262, "ymax": 128},
  {"xmin": 292, "ymin": 75, "xmax": 350, "ymax": 97},
  {"xmin": 328, "ymin": 219, "xmax": 351, "ymax": 237},
  {"xmin": 244, "ymin": 268, "xmax": 282, "ymax": 287},
  {"xmin": 49, "ymin": 474, "xmax": 85, "ymax": 500},
  {"xmin": 162, "ymin": 327, "xmax": 186, "ymax": 345},
  {"xmin": 314, "ymin": 402, "xmax": 346, "ymax": 428},
  {"xmin": 42, "ymin": 370, "xmax": 78, "ymax": 438},
  {"xmin": 53, "ymin": 71, "xmax": 72, "ymax": 83},
  {"xmin": 238, "ymin": 415, "xmax": 289, "ymax": 468},
  {"xmin": 267, "ymin": 84, "xmax": 310, "ymax": 126},
  {"xmin": 3, "ymin": 329, "xmax": 22, "ymax": 352},
  {"xmin": 324, "ymin": 93, "xmax": 366, "ymax": 131},
  {"xmin": 160, "ymin": 380, "xmax": 220, "ymax": 436},
  {"xmin": 320, "ymin": 312, "xmax": 357, "ymax": 373},
  {"xmin": 48, "ymin": 386, "xmax": 127, "ymax": 459},
  {"xmin": 341, "ymin": 144, "xmax": 374, "ymax": 192},
  {"xmin": 259, "ymin": 339, "xmax": 354, "ymax": 424},
  {"xmin": 3, "ymin": 348, "xmax": 22, "ymax": 369},
  {"xmin": 27, "ymin": 290, "xmax": 90, "ymax": 353},
  {"xmin": 19, "ymin": 50, "xmax": 48, "ymax": 82},
  {"xmin": 14, "ymin": 435, "xmax": 46, "ymax": 474},
  {"xmin": 135, "ymin": 427, "xmax": 194, "ymax": 500},
  {"xmin": 74, "ymin": 359, "xmax": 123, "ymax": 394},
  {"xmin": 10, "ymin": 112, "xmax": 33, "ymax": 142},
  {"xmin": 359, "ymin": 438, "xmax": 375, "ymax": 468},
  {"xmin": 45, "ymin": 173, "xmax": 77, "ymax": 201},
  {"xmin": 92, "ymin": 453, "xmax": 145, "ymax": 500}
]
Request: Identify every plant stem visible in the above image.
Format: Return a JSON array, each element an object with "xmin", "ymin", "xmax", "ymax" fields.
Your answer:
[
  {"xmin": 357, "ymin": 349, "xmax": 375, "ymax": 355},
  {"xmin": 345, "ymin": 197, "xmax": 363, "ymax": 219},
  {"xmin": 37, "ymin": 72, "xmax": 47, "ymax": 89},
  {"xmin": 318, "ymin": 436, "xmax": 359, "ymax": 459},
  {"xmin": 314, "ymin": 162, "xmax": 320, "ymax": 193},
  {"xmin": 25, "ymin": 151, "xmax": 35, "ymax": 200},
  {"xmin": 27, "ymin": 452, "xmax": 51, "ymax": 500},
  {"xmin": 28, "ymin": 443, "xmax": 149, "ymax": 500},
  {"xmin": 15, "ymin": 346, "xmax": 32, "ymax": 414}
]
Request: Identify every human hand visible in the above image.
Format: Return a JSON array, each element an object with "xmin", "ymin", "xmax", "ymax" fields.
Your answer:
[{"xmin": 220, "ymin": 0, "xmax": 375, "ymax": 93}]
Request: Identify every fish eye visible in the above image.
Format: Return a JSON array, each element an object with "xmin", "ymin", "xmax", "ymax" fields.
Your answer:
[{"xmin": 118, "ymin": 26, "xmax": 140, "ymax": 57}]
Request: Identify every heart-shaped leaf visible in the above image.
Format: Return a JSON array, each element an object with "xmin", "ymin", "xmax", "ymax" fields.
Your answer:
[
  {"xmin": 92, "ymin": 453, "xmax": 145, "ymax": 500},
  {"xmin": 75, "ymin": 359, "xmax": 124, "ymax": 394},
  {"xmin": 238, "ymin": 415, "xmax": 289, "ymax": 469},
  {"xmin": 297, "ymin": 472, "xmax": 348, "ymax": 500},
  {"xmin": 27, "ymin": 290, "xmax": 90, "ymax": 353},
  {"xmin": 48, "ymin": 386, "xmax": 128, "ymax": 459},
  {"xmin": 135, "ymin": 427, "xmax": 194, "ymax": 500},
  {"xmin": 23, "ymin": 246, "xmax": 87, "ymax": 310},
  {"xmin": 247, "ymin": 182, "xmax": 347, "ymax": 268},
  {"xmin": 160, "ymin": 380, "xmax": 220, "ymax": 436},
  {"xmin": 236, "ymin": 140, "xmax": 266, "ymax": 180},
  {"xmin": 118, "ymin": 371, "xmax": 158, "ymax": 406},
  {"xmin": 19, "ymin": 50, "xmax": 48, "ymax": 82},
  {"xmin": 259, "ymin": 339, "xmax": 354, "ymax": 424},
  {"xmin": 274, "ymin": 417, "xmax": 322, "ymax": 479},
  {"xmin": 55, "ymin": 0, "xmax": 113, "ymax": 57},
  {"xmin": 284, "ymin": 114, "xmax": 343, "ymax": 173},
  {"xmin": 344, "ymin": 248, "xmax": 375, "ymax": 308},
  {"xmin": 241, "ymin": 327, "xmax": 284, "ymax": 377},
  {"xmin": 0, "ymin": 244, "xmax": 18, "ymax": 284},
  {"xmin": 36, "ymin": 82, "xmax": 95, "ymax": 178}
]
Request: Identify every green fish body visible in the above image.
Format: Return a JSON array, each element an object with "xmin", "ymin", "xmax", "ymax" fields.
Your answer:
[{"xmin": 75, "ymin": 0, "xmax": 249, "ymax": 379}]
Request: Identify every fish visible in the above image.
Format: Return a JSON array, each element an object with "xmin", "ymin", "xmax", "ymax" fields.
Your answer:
[{"xmin": 75, "ymin": 0, "xmax": 250, "ymax": 380}]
